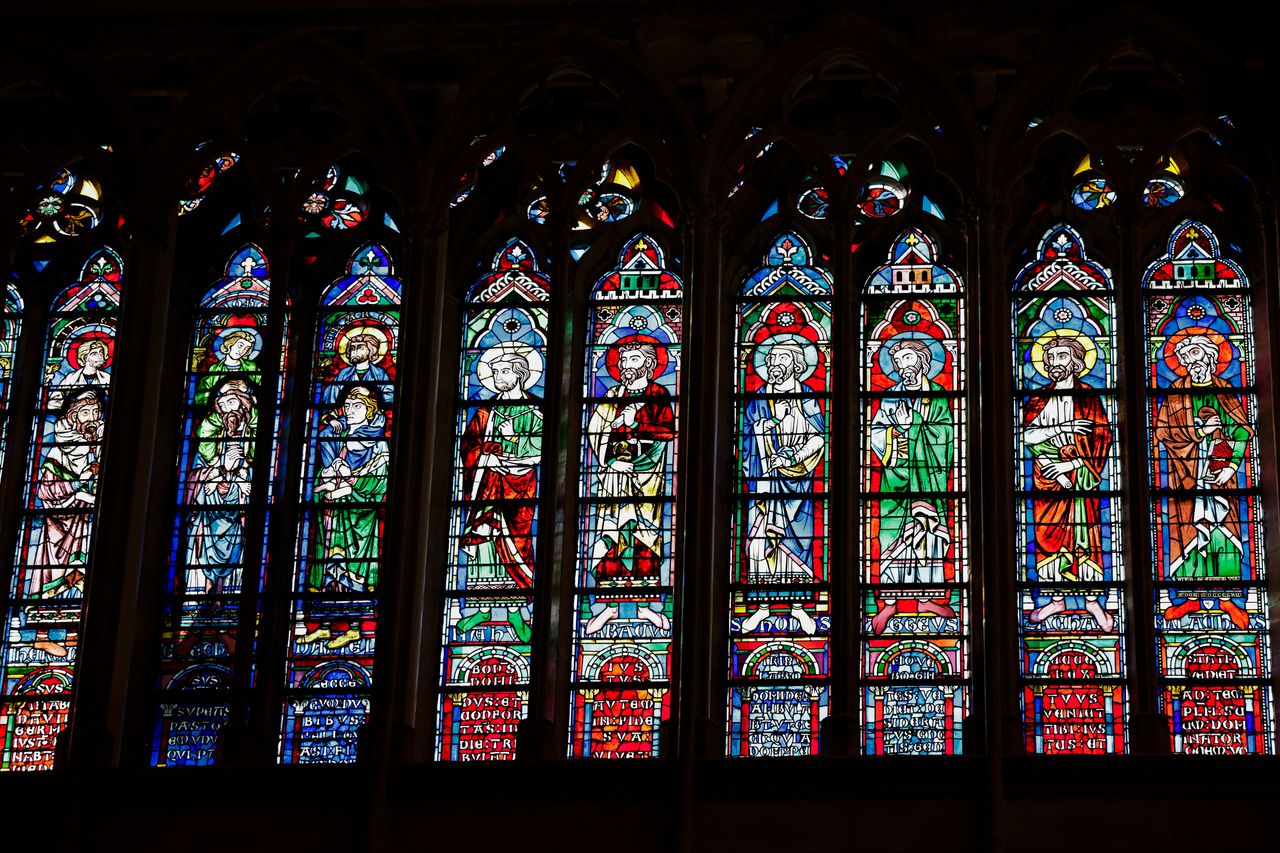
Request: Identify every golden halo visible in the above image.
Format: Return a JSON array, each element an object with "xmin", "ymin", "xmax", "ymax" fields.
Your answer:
[
  {"xmin": 336, "ymin": 323, "xmax": 390, "ymax": 364},
  {"xmin": 1030, "ymin": 328, "xmax": 1098, "ymax": 379}
]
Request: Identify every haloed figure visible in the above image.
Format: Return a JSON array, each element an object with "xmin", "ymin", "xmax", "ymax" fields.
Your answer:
[
  {"xmin": 868, "ymin": 338, "xmax": 956, "ymax": 634},
  {"xmin": 457, "ymin": 350, "xmax": 541, "ymax": 642},
  {"xmin": 1155, "ymin": 334, "xmax": 1253, "ymax": 629},
  {"xmin": 49, "ymin": 338, "xmax": 110, "ymax": 409},
  {"xmin": 304, "ymin": 386, "xmax": 390, "ymax": 650},
  {"xmin": 325, "ymin": 332, "xmax": 391, "ymax": 405},
  {"xmin": 1023, "ymin": 335, "xmax": 1115, "ymax": 632},
  {"xmin": 185, "ymin": 380, "xmax": 257, "ymax": 598},
  {"xmin": 197, "ymin": 328, "xmax": 257, "ymax": 405},
  {"xmin": 740, "ymin": 341, "xmax": 825, "ymax": 634},
  {"xmin": 584, "ymin": 339, "xmax": 675, "ymax": 634}
]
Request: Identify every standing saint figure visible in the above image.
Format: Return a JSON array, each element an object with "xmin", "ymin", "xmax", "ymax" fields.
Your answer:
[
  {"xmin": 1022, "ymin": 335, "xmax": 1115, "ymax": 632},
  {"xmin": 740, "ymin": 340, "xmax": 825, "ymax": 634},
  {"xmin": 583, "ymin": 338, "xmax": 676, "ymax": 634},
  {"xmin": 456, "ymin": 348, "xmax": 542, "ymax": 642},
  {"xmin": 196, "ymin": 328, "xmax": 258, "ymax": 406},
  {"xmin": 17, "ymin": 389, "xmax": 104, "ymax": 659},
  {"xmin": 1154, "ymin": 333, "xmax": 1252, "ymax": 629},
  {"xmin": 868, "ymin": 338, "xmax": 957, "ymax": 634},
  {"xmin": 49, "ymin": 338, "xmax": 110, "ymax": 410},
  {"xmin": 301, "ymin": 385, "xmax": 389, "ymax": 650},
  {"xmin": 185, "ymin": 379, "xmax": 257, "ymax": 598},
  {"xmin": 325, "ymin": 331, "xmax": 392, "ymax": 405},
  {"xmin": 30, "ymin": 390, "xmax": 105, "ymax": 598}
]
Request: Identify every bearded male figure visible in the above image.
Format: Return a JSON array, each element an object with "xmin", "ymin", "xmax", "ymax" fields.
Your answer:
[
  {"xmin": 49, "ymin": 338, "xmax": 110, "ymax": 410},
  {"xmin": 1022, "ymin": 335, "xmax": 1115, "ymax": 632},
  {"xmin": 456, "ymin": 350, "xmax": 542, "ymax": 641},
  {"xmin": 325, "ymin": 332, "xmax": 392, "ymax": 405},
  {"xmin": 30, "ymin": 390, "xmax": 105, "ymax": 597},
  {"xmin": 583, "ymin": 339, "xmax": 676, "ymax": 634},
  {"xmin": 739, "ymin": 340, "xmax": 825, "ymax": 634},
  {"xmin": 1154, "ymin": 333, "xmax": 1253, "ymax": 629},
  {"xmin": 868, "ymin": 338, "xmax": 957, "ymax": 634},
  {"xmin": 185, "ymin": 380, "xmax": 257, "ymax": 596}
]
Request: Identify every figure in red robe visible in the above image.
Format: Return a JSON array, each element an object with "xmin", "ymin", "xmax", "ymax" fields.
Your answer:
[
  {"xmin": 1022, "ymin": 336, "xmax": 1115, "ymax": 632},
  {"xmin": 455, "ymin": 350, "xmax": 543, "ymax": 641}
]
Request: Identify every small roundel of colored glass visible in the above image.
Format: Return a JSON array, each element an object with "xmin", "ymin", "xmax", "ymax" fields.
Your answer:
[
  {"xmin": 797, "ymin": 186, "xmax": 829, "ymax": 220},
  {"xmin": 527, "ymin": 196, "xmax": 550, "ymax": 224},
  {"xmin": 1071, "ymin": 178, "xmax": 1117, "ymax": 211},
  {"xmin": 302, "ymin": 192, "xmax": 329, "ymax": 215},
  {"xmin": 581, "ymin": 189, "xmax": 636, "ymax": 223},
  {"xmin": 856, "ymin": 180, "xmax": 906, "ymax": 219},
  {"xmin": 1143, "ymin": 176, "xmax": 1185, "ymax": 209}
]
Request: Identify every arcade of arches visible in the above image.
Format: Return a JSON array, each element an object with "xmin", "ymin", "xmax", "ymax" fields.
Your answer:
[{"xmin": 0, "ymin": 2, "xmax": 1278, "ymax": 851}]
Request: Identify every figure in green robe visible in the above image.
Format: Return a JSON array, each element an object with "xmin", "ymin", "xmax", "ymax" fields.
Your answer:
[
  {"xmin": 300, "ymin": 386, "xmax": 389, "ymax": 650},
  {"xmin": 868, "ymin": 338, "xmax": 956, "ymax": 633}
]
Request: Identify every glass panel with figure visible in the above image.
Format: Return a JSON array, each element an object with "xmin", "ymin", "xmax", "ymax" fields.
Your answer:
[
  {"xmin": 437, "ymin": 239, "xmax": 550, "ymax": 761},
  {"xmin": 1144, "ymin": 220, "xmax": 1272, "ymax": 754},
  {"xmin": 1013, "ymin": 225, "xmax": 1128, "ymax": 754},
  {"xmin": 0, "ymin": 248, "xmax": 122, "ymax": 770},
  {"xmin": 152, "ymin": 244, "xmax": 285, "ymax": 766},
  {"xmin": 280, "ymin": 244, "xmax": 399, "ymax": 764},
  {"xmin": 569, "ymin": 234, "xmax": 682, "ymax": 758},
  {"xmin": 728, "ymin": 232, "xmax": 832, "ymax": 757},
  {"xmin": 860, "ymin": 228, "xmax": 969, "ymax": 755}
]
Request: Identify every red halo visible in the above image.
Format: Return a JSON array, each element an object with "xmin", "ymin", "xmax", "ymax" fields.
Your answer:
[
  {"xmin": 67, "ymin": 332, "xmax": 114, "ymax": 371},
  {"xmin": 604, "ymin": 333, "xmax": 669, "ymax": 382}
]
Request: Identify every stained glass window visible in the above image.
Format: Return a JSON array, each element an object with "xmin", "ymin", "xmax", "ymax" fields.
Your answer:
[
  {"xmin": 151, "ymin": 244, "xmax": 284, "ymax": 766},
  {"xmin": 1143, "ymin": 219, "xmax": 1272, "ymax": 754},
  {"xmin": 569, "ymin": 234, "xmax": 682, "ymax": 758},
  {"xmin": 437, "ymin": 239, "xmax": 549, "ymax": 761},
  {"xmin": 0, "ymin": 247, "xmax": 122, "ymax": 770},
  {"xmin": 860, "ymin": 228, "xmax": 969, "ymax": 755},
  {"xmin": 279, "ymin": 243, "xmax": 400, "ymax": 764},
  {"xmin": 0, "ymin": 284, "xmax": 22, "ymax": 486},
  {"xmin": 729, "ymin": 232, "xmax": 832, "ymax": 757},
  {"xmin": 1013, "ymin": 225, "xmax": 1128, "ymax": 754}
]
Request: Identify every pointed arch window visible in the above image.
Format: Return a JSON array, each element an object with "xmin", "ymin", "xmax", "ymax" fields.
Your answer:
[
  {"xmin": 280, "ymin": 243, "xmax": 401, "ymax": 764},
  {"xmin": 860, "ymin": 228, "xmax": 969, "ymax": 755},
  {"xmin": 729, "ymin": 232, "xmax": 833, "ymax": 757},
  {"xmin": 437, "ymin": 239, "xmax": 550, "ymax": 761},
  {"xmin": 569, "ymin": 233, "xmax": 682, "ymax": 758},
  {"xmin": 1144, "ymin": 219, "xmax": 1272, "ymax": 754},
  {"xmin": 151, "ymin": 244, "xmax": 283, "ymax": 766},
  {"xmin": 1013, "ymin": 225, "xmax": 1128, "ymax": 754},
  {"xmin": 0, "ymin": 247, "xmax": 123, "ymax": 769}
]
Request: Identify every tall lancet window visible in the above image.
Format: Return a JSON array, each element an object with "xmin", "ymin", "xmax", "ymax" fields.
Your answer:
[
  {"xmin": 1013, "ymin": 225, "xmax": 1128, "ymax": 754},
  {"xmin": 152, "ymin": 244, "xmax": 283, "ymax": 766},
  {"xmin": 437, "ymin": 239, "xmax": 550, "ymax": 761},
  {"xmin": 1144, "ymin": 220, "xmax": 1272, "ymax": 754},
  {"xmin": 1, "ymin": 246, "xmax": 122, "ymax": 769},
  {"xmin": 280, "ymin": 243, "xmax": 400, "ymax": 764},
  {"xmin": 860, "ymin": 228, "xmax": 969, "ymax": 755},
  {"xmin": 729, "ymin": 232, "xmax": 833, "ymax": 757},
  {"xmin": 569, "ymin": 234, "xmax": 682, "ymax": 758}
]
